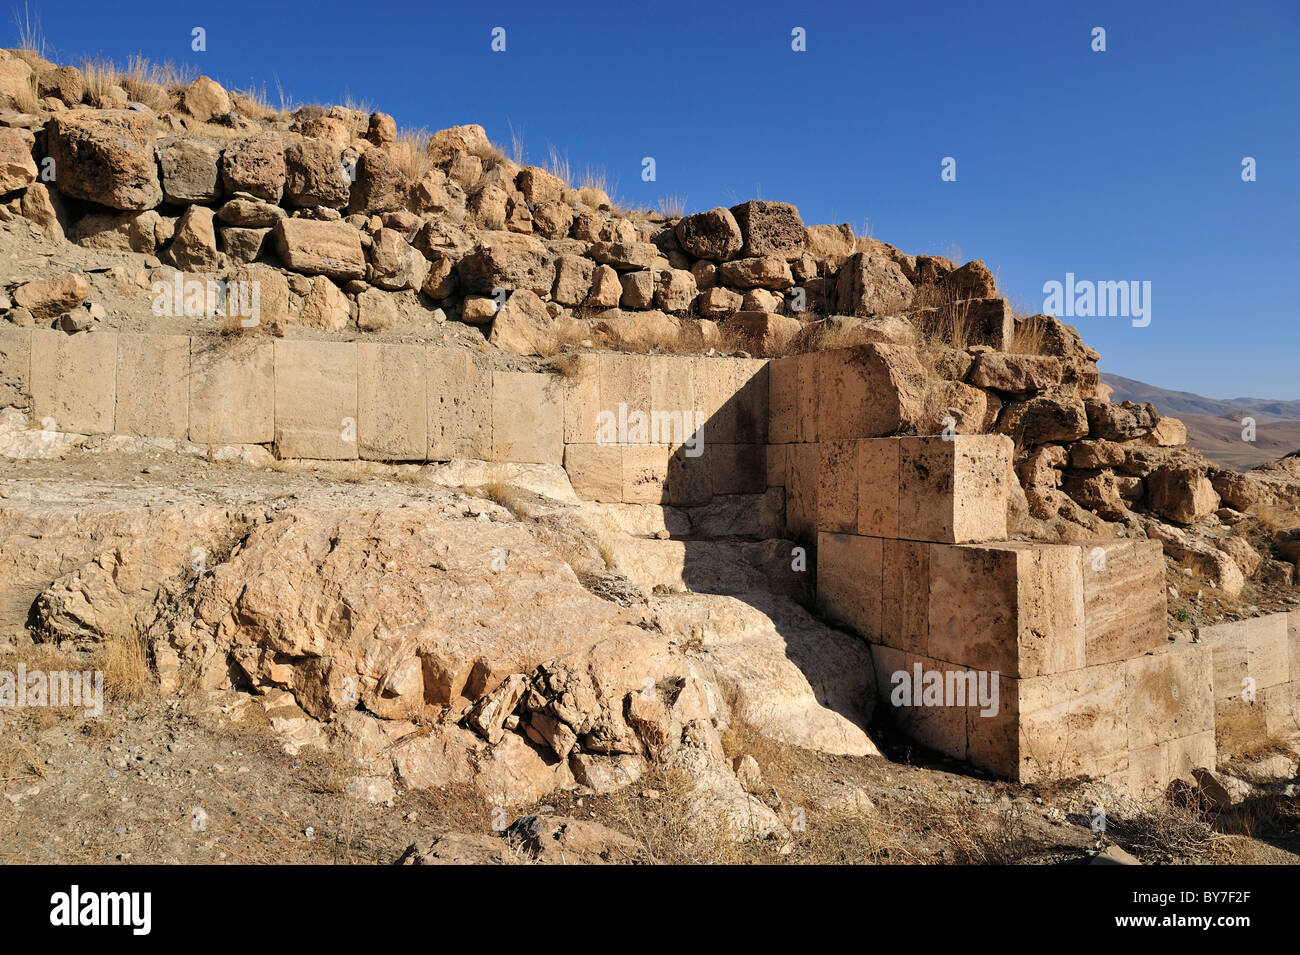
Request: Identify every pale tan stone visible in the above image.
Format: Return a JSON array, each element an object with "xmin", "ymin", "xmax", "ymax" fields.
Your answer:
[
  {"xmin": 1126, "ymin": 642, "xmax": 1214, "ymax": 751},
  {"xmin": 784, "ymin": 442, "xmax": 819, "ymax": 543},
  {"xmin": 561, "ymin": 353, "xmax": 601, "ymax": 445},
  {"xmin": 817, "ymin": 532, "xmax": 883, "ymax": 639},
  {"xmin": 880, "ymin": 539, "xmax": 929, "ymax": 654},
  {"xmin": 816, "ymin": 344, "xmax": 925, "ymax": 440},
  {"xmin": 427, "ymin": 347, "xmax": 490, "ymax": 460},
  {"xmin": 30, "ymin": 329, "xmax": 117, "ymax": 435},
  {"xmin": 115, "ymin": 333, "xmax": 189, "ymax": 439},
  {"xmin": 796, "ymin": 351, "xmax": 818, "ymax": 443},
  {"xmin": 857, "ymin": 438, "xmax": 900, "ymax": 538},
  {"xmin": 564, "ymin": 444, "xmax": 622, "ymax": 503},
  {"xmin": 896, "ymin": 434, "xmax": 1011, "ymax": 543},
  {"xmin": 870, "ymin": 645, "xmax": 968, "ymax": 760},
  {"xmin": 928, "ymin": 541, "xmax": 1085, "ymax": 679},
  {"xmin": 623, "ymin": 444, "xmax": 672, "ymax": 504},
  {"xmin": 1081, "ymin": 539, "xmax": 1166, "ymax": 666},
  {"xmin": 357, "ymin": 342, "xmax": 426, "ymax": 460},
  {"xmin": 768, "ymin": 356, "xmax": 797, "ymax": 445},
  {"xmin": 274, "ymin": 339, "xmax": 359, "ymax": 460},
  {"xmin": 710, "ymin": 444, "xmax": 765, "ymax": 496},
  {"xmin": 817, "ymin": 439, "xmax": 857, "ymax": 533},
  {"xmin": 492, "ymin": 371, "xmax": 563, "ymax": 466},
  {"xmin": 188, "ymin": 335, "xmax": 274, "ymax": 445}
]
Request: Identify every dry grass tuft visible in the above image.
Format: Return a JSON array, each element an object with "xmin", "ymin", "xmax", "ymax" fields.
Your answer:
[
  {"xmin": 656, "ymin": 194, "xmax": 687, "ymax": 218},
  {"xmin": 95, "ymin": 632, "xmax": 151, "ymax": 703},
  {"xmin": 390, "ymin": 127, "xmax": 435, "ymax": 180},
  {"xmin": 1009, "ymin": 313, "xmax": 1050, "ymax": 355}
]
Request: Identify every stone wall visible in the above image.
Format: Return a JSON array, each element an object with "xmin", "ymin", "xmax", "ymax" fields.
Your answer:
[{"xmin": 1198, "ymin": 612, "xmax": 1300, "ymax": 759}]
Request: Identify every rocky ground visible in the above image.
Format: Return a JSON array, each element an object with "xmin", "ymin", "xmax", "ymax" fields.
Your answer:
[{"xmin": 2, "ymin": 441, "xmax": 1298, "ymax": 865}]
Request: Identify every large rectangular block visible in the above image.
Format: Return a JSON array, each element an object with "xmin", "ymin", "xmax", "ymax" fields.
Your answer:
[
  {"xmin": 896, "ymin": 434, "xmax": 1011, "ymax": 543},
  {"xmin": 816, "ymin": 345, "xmax": 923, "ymax": 440},
  {"xmin": 928, "ymin": 541, "xmax": 1085, "ymax": 678},
  {"xmin": 492, "ymin": 371, "xmax": 563, "ymax": 466},
  {"xmin": 689, "ymin": 356, "xmax": 735, "ymax": 444},
  {"xmin": 0, "ymin": 325, "xmax": 30, "ymax": 410},
  {"xmin": 975, "ymin": 661, "xmax": 1131, "ymax": 783},
  {"xmin": 274, "ymin": 339, "xmax": 358, "ymax": 459},
  {"xmin": 1168, "ymin": 731, "xmax": 1216, "ymax": 782},
  {"xmin": 115, "ymin": 333, "xmax": 189, "ymax": 439},
  {"xmin": 857, "ymin": 438, "xmax": 899, "ymax": 537},
  {"xmin": 1203, "ymin": 613, "xmax": 1291, "ymax": 703},
  {"xmin": 1081, "ymin": 539, "xmax": 1166, "ymax": 666},
  {"xmin": 817, "ymin": 439, "xmax": 857, "ymax": 532},
  {"xmin": 622, "ymin": 444, "xmax": 671, "ymax": 503},
  {"xmin": 871, "ymin": 645, "xmax": 968, "ymax": 760},
  {"xmin": 816, "ymin": 531, "xmax": 883, "ymax": 638},
  {"xmin": 30, "ymin": 329, "xmax": 117, "ymax": 435},
  {"xmin": 601, "ymin": 353, "xmax": 652, "ymax": 427},
  {"xmin": 427, "ymin": 347, "xmax": 490, "ymax": 460},
  {"xmin": 648, "ymin": 356, "xmax": 697, "ymax": 445},
  {"xmin": 666, "ymin": 444, "xmax": 712, "ymax": 505},
  {"xmin": 768, "ymin": 356, "xmax": 797, "ymax": 444},
  {"xmin": 1125, "ymin": 641, "xmax": 1214, "ymax": 751},
  {"xmin": 795, "ymin": 351, "xmax": 818, "ymax": 443},
  {"xmin": 731, "ymin": 359, "xmax": 769, "ymax": 444},
  {"xmin": 880, "ymin": 539, "xmax": 929, "ymax": 653},
  {"xmin": 766, "ymin": 442, "xmax": 787, "ymax": 488},
  {"xmin": 562, "ymin": 353, "xmax": 601, "ymax": 444},
  {"xmin": 784, "ymin": 441, "xmax": 819, "ymax": 542},
  {"xmin": 564, "ymin": 443, "xmax": 622, "ymax": 502},
  {"xmin": 189, "ymin": 335, "xmax": 273, "ymax": 445},
  {"xmin": 358, "ymin": 342, "xmax": 426, "ymax": 460},
  {"xmin": 710, "ymin": 444, "xmax": 765, "ymax": 496}
]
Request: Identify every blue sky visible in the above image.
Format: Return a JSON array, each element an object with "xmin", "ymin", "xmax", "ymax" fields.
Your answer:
[{"xmin": 11, "ymin": 0, "xmax": 1299, "ymax": 398}]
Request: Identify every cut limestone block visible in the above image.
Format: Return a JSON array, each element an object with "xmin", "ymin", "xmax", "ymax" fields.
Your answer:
[
  {"xmin": 1167, "ymin": 731, "xmax": 1217, "ymax": 784},
  {"xmin": 599, "ymin": 354, "xmax": 652, "ymax": 430},
  {"xmin": 1203, "ymin": 614, "xmax": 1291, "ymax": 699},
  {"xmin": 796, "ymin": 351, "xmax": 818, "ymax": 443},
  {"xmin": 493, "ymin": 371, "xmax": 563, "ymax": 466},
  {"xmin": 710, "ymin": 444, "xmax": 766, "ymax": 496},
  {"xmin": 969, "ymin": 660, "xmax": 1130, "ymax": 782},
  {"xmin": 564, "ymin": 443, "xmax": 622, "ymax": 503},
  {"xmin": 1080, "ymin": 539, "xmax": 1166, "ymax": 666},
  {"xmin": 0, "ymin": 326, "xmax": 30, "ymax": 410},
  {"xmin": 731, "ymin": 359, "xmax": 769, "ymax": 444},
  {"xmin": 1125, "ymin": 641, "xmax": 1214, "ymax": 752},
  {"xmin": 857, "ymin": 438, "xmax": 899, "ymax": 538},
  {"xmin": 561, "ymin": 353, "xmax": 600, "ymax": 445},
  {"xmin": 817, "ymin": 439, "xmax": 858, "ymax": 533},
  {"xmin": 766, "ymin": 443, "xmax": 788, "ymax": 488},
  {"xmin": 870, "ymin": 645, "xmax": 968, "ymax": 760},
  {"xmin": 358, "ymin": 342, "xmax": 426, "ymax": 460},
  {"xmin": 896, "ymin": 434, "xmax": 1011, "ymax": 543},
  {"xmin": 30, "ymin": 329, "xmax": 117, "ymax": 435},
  {"xmin": 928, "ymin": 541, "xmax": 1085, "ymax": 678},
  {"xmin": 816, "ymin": 531, "xmax": 883, "ymax": 638},
  {"xmin": 622, "ymin": 444, "xmax": 672, "ymax": 504},
  {"xmin": 816, "ymin": 344, "xmax": 924, "ymax": 441},
  {"xmin": 785, "ymin": 441, "xmax": 819, "ymax": 543},
  {"xmin": 188, "ymin": 335, "xmax": 273, "ymax": 445},
  {"xmin": 273, "ymin": 339, "xmax": 358, "ymax": 459},
  {"xmin": 880, "ymin": 539, "xmax": 930, "ymax": 654},
  {"xmin": 648, "ymin": 356, "xmax": 696, "ymax": 443},
  {"xmin": 115, "ymin": 333, "xmax": 189, "ymax": 439},
  {"xmin": 666, "ymin": 444, "xmax": 712, "ymax": 505},
  {"xmin": 768, "ymin": 356, "xmax": 797, "ymax": 444},
  {"xmin": 427, "ymin": 347, "xmax": 490, "ymax": 460},
  {"xmin": 689, "ymin": 355, "xmax": 735, "ymax": 444}
]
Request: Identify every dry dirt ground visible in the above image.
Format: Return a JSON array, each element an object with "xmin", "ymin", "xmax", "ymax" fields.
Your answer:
[{"xmin": 1, "ymin": 446, "xmax": 1298, "ymax": 865}]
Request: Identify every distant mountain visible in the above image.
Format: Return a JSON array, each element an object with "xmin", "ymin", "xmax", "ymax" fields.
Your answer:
[
  {"xmin": 1101, "ymin": 374, "xmax": 1300, "ymax": 421},
  {"xmin": 1100, "ymin": 374, "xmax": 1300, "ymax": 470}
]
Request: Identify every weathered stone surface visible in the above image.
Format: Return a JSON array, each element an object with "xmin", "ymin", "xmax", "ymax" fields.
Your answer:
[
  {"xmin": 835, "ymin": 252, "xmax": 913, "ymax": 316},
  {"xmin": 1081, "ymin": 539, "xmax": 1166, "ymax": 666},
  {"xmin": 589, "ymin": 240, "xmax": 660, "ymax": 271},
  {"xmin": 358, "ymin": 343, "xmax": 426, "ymax": 460},
  {"xmin": 816, "ymin": 345, "xmax": 926, "ymax": 440},
  {"xmin": 183, "ymin": 76, "xmax": 231, "ymax": 122},
  {"xmin": 968, "ymin": 353, "xmax": 1062, "ymax": 394},
  {"xmin": 488, "ymin": 289, "xmax": 553, "ymax": 355},
  {"xmin": 0, "ymin": 326, "xmax": 30, "ymax": 410},
  {"xmin": 1148, "ymin": 466, "xmax": 1219, "ymax": 525},
  {"xmin": 0, "ymin": 125, "xmax": 36, "ymax": 193},
  {"xmin": 115, "ymin": 334, "xmax": 189, "ymax": 439},
  {"xmin": 893, "ymin": 435, "xmax": 1011, "ymax": 544},
  {"xmin": 273, "ymin": 339, "xmax": 358, "ymax": 460},
  {"xmin": 1085, "ymin": 399, "xmax": 1158, "ymax": 442},
  {"xmin": 730, "ymin": 200, "xmax": 805, "ymax": 260},
  {"xmin": 167, "ymin": 205, "xmax": 219, "ymax": 270},
  {"xmin": 30, "ymin": 329, "xmax": 117, "ymax": 435},
  {"xmin": 356, "ymin": 287, "xmax": 398, "ymax": 332},
  {"xmin": 14, "ymin": 272, "xmax": 88, "ymax": 319},
  {"xmin": 457, "ymin": 234, "xmax": 554, "ymax": 295},
  {"xmin": 221, "ymin": 133, "xmax": 286, "ymax": 203},
  {"xmin": 817, "ymin": 532, "xmax": 883, "ymax": 638},
  {"xmin": 997, "ymin": 395, "xmax": 1089, "ymax": 446},
  {"xmin": 273, "ymin": 218, "xmax": 366, "ymax": 280},
  {"xmin": 283, "ymin": 139, "xmax": 350, "ymax": 208},
  {"xmin": 724, "ymin": 311, "xmax": 799, "ymax": 357},
  {"xmin": 36, "ymin": 65, "xmax": 84, "ymax": 106},
  {"xmin": 717, "ymin": 255, "xmax": 793, "ymax": 290},
  {"xmin": 928, "ymin": 541, "xmax": 1085, "ymax": 679},
  {"xmin": 46, "ymin": 110, "xmax": 162, "ymax": 210},
  {"xmin": 188, "ymin": 335, "xmax": 274, "ymax": 445},
  {"xmin": 156, "ymin": 137, "xmax": 222, "ymax": 204},
  {"xmin": 427, "ymin": 347, "xmax": 491, "ymax": 460},
  {"xmin": 675, "ymin": 207, "xmax": 743, "ymax": 261},
  {"xmin": 492, "ymin": 370, "xmax": 563, "ymax": 465}
]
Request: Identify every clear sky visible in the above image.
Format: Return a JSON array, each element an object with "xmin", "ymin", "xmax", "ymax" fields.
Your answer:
[{"xmin": 10, "ymin": 0, "xmax": 1298, "ymax": 399}]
